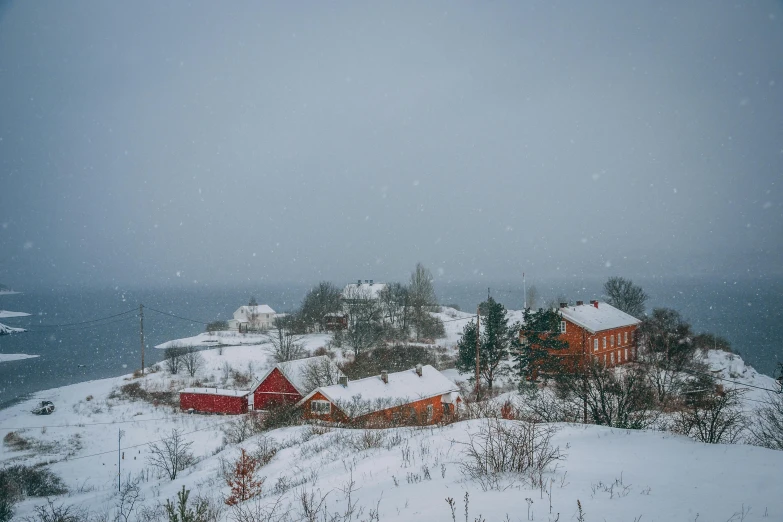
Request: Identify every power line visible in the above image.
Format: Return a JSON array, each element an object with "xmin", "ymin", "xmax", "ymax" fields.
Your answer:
[
  {"xmin": 63, "ymin": 417, "xmax": 235, "ymax": 462},
  {"xmin": 681, "ymin": 367, "xmax": 781, "ymax": 394},
  {"xmin": 144, "ymin": 306, "xmax": 211, "ymax": 325},
  {"xmin": 21, "ymin": 315, "xmax": 137, "ymax": 334},
  {"xmin": 21, "ymin": 308, "xmax": 138, "ymax": 328}
]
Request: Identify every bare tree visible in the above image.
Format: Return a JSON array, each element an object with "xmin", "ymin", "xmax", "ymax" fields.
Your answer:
[
  {"xmin": 409, "ymin": 263, "xmax": 437, "ymax": 341},
  {"xmin": 114, "ymin": 475, "xmax": 143, "ymax": 522},
  {"xmin": 298, "ymin": 358, "xmax": 342, "ymax": 392},
  {"xmin": 555, "ymin": 358, "xmax": 658, "ymax": 429},
  {"xmin": 525, "ymin": 284, "xmax": 539, "ymax": 310},
  {"xmin": 182, "ymin": 347, "xmax": 204, "ymax": 377},
  {"xmin": 343, "ymin": 286, "xmax": 383, "ymax": 356},
  {"xmin": 636, "ymin": 308, "xmax": 699, "ymax": 407},
  {"xmin": 147, "ymin": 429, "xmax": 196, "ymax": 480},
  {"xmin": 675, "ymin": 387, "xmax": 745, "ymax": 444},
  {"xmin": 270, "ymin": 316, "xmax": 305, "ymax": 362},
  {"xmin": 748, "ymin": 388, "xmax": 783, "ymax": 450},
  {"xmin": 164, "ymin": 346, "xmax": 188, "ymax": 375},
  {"xmin": 603, "ymin": 276, "xmax": 648, "ymax": 318},
  {"xmin": 299, "ymin": 281, "xmax": 342, "ymax": 332}
]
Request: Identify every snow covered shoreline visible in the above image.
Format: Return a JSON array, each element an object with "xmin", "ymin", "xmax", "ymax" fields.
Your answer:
[
  {"xmin": 0, "ymin": 353, "xmax": 38, "ymax": 363},
  {"xmin": 0, "ymin": 309, "xmax": 30, "ymax": 318}
]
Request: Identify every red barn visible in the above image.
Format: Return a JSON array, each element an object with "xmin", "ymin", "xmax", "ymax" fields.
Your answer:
[
  {"xmin": 298, "ymin": 365, "xmax": 461, "ymax": 426},
  {"xmin": 249, "ymin": 356, "xmax": 343, "ymax": 411},
  {"xmin": 179, "ymin": 388, "xmax": 249, "ymax": 414},
  {"xmin": 552, "ymin": 300, "xmax": 641, "ymax": 367}
]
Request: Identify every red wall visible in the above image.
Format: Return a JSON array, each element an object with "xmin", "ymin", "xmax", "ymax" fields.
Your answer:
[
  {"xmin": 253, "ymin": 368, "xmax": 302, "ymax": 410},
  {"xmin": 301, "ymin": 392, "xmax": 458, "ymax": 426},
  {"xmin": 180, "ymin": 392, "xmax": 248, "ymax": 414},
  {"xmin": 558, "ymin": 318, "xmax": 639, "ymax": 368}
]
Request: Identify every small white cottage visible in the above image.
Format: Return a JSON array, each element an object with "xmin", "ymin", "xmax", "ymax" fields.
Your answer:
[{"xmin": 228, "ymin": 304, "xmax": 276, "ymax": 332}]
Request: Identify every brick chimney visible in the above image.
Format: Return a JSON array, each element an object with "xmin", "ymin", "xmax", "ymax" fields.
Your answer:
[
  {"xmin": 590, "ymin": 300, "xmax": 599, "ymax": 308},
  {"xmin": 576, "ymin": 301, "xmax": 584, "ymax": 306},
  {"xmin": 380, "ymin": 370, "xmax": 388, "ymax": 384},
  {"xmin": 415, "ymin": 364, "xmax": 423, "ymax": 377},
  {"xmin": 339, "ymin": 375, "xmax": 348, "ymax": 387},
  {"xmin": 559, "ymin": 302, "xmax": 568, "ymax": 308}
]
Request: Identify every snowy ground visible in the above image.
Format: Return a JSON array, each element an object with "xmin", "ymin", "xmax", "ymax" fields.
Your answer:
[
  {"xmin": 0, "ymin": 310, "xmax": 30, "ymax": 318},
  {"xmin": 0, "ymin": 353, "xmax": 39, "ymax": 363}
]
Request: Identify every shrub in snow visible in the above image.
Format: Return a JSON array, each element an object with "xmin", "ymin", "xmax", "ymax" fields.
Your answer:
[
  {"xmin": 224, "ymin": 449, "xmax": 264, "ymax": 506},
  {"xmin": 147, "ymin": 429, "xmax": 196, "ymax": 481},
  {"xmin": 460, "ymin": 418, "xmax": 563, "ymax": 490},
  {"xmin": 164, "ymin": 486, "xmax": 209, "ymax": 522},
  {"xmin": 749, "ymin": 390, "xmax": 783, "ymax": 450},
  {"xmin": 675, "ymin": 387, "xmax": 745, "ymax": 444}
]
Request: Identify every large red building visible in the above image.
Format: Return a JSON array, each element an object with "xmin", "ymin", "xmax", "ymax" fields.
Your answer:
[{"xmin": 554, "ymin": 300, "xmax": 641, "ymax": 367}]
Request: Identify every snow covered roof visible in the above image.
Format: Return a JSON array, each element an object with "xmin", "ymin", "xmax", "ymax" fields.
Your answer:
[
  {"xmin": 559, "ymin": 302, "xmax": 641, "ymax": 334},
  {"xmin": 233, "ymin": 305, "xmax": 276, "ymax": 322},
  {"xmin": 251, "ymin": 356, "xmax": 344, "ymax": 396},
  {"xmin": 180, "ymin": 388, "xmax": 249, "ymax": 397},
  {"xmin": 342, "ymin": 282, "xmax": 387, "ymax": 300},
  {"xmin": 0, "ymin": 322, "xmax": 26, "ymax": 335},
  {"xmin": 300, "ymin": 365, "xmax": 459, "ymax": 417}
]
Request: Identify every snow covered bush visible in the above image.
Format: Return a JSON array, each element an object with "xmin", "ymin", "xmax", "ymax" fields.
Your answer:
[
  {"xmin": 749, "ymin": 391, "xmax": 783, "ymax": 450},
  {"xmin": 460, "ymin": 418, "xmax": 563, "ymax": 490}
]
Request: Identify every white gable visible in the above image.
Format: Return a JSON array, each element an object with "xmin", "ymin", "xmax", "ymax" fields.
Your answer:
[
  {"xmin": 250, "ymin": 356, "xmax": 344, "ymax": 396},
  {"xmin": 233, "ymin": 305, "xmax": 276, "ymax": 322},
  {"xmin": 559, "ymin": 302, "xmax": 641, "ymax": 334}
]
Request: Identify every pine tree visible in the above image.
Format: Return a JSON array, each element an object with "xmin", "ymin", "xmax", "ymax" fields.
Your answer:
[
  {"xmin": 515, "ymin": 308, "xmax": 569, "ymax": 380},
  {"xmin": 456, "ymin": 297, "xmax": 519, "ymax": 392},
  {"xmin": 224, "ymin": 448, "xmax": 263, "ymax": 506}
]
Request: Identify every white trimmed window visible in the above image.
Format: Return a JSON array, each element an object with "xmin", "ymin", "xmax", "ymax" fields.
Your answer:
[
  {"xmin": 603, "ymin": 354, "xmax": 607, "ymax": 366},
  {"xmin": 560, "ymin": 321, "xmax": 566, "ymax": 334},
  {"xmin": 610, "ymin": 352, "xmax": 615, "ymax": 364},
  {"xmin": 618, "ymin": 350, "xmax": 621, "ymax": 363},
  {"xmin": 610, "ymin": 335, "xmax": 615, "ymax": 347},
  {"xmin": 311, "ymin": 400, "xmax": 331, "ymax": 415},
  {"xmin": 617, "ymin": 333, "xmax": 621, "ymax": 346},
  {"xmin": 593, "ymin": 339, "xmax": 599, "ymax": 351},
  {"xmin": 624, "ymin": 348, "xmax": 628, "ymax": 361},
  {"xmin": 603, "ymin": 337, "xmax": 607, "ymax": 349},
  {"xmin": 625, "ymin": 331, "xmax": 629, "ymax": 344},
  {"xmin": 426, "ymin": 404, "xmax": 434, "ymax": 421}
]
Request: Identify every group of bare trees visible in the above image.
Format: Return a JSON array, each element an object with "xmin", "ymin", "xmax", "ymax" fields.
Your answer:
[{"xmin": 164, "ymin": 345, "xmax": 204, "ymax": 377}]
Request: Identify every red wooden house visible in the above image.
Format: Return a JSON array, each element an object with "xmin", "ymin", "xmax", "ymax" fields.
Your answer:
[
  {"xmin": 179, "ymin": 388, "xmax": 249, "ymax": 414},
  {"xmin": 179, "ymin": 356, "xmax": 343, "ymax": 414},
  {"xmin": 552, "ymin": 300, "xmax": 641, "ymax": 367},
  {"xmin": 298, "ymin": 365, "xmax": 461, "ymax": 426},
  {"xmin": 248, "ymin": 356, "xmax": 344, "ymax": 411}
]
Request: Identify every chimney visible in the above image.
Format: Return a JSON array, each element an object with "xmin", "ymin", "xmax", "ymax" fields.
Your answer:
[
  {"xmin": 380, "ymin": 370, "xmax": 388, "ymax": 384},
  {"xmin": 415, "ymin": 364, "xmax": 423, "ymax": 377},
  {"xmin": 559, "ymin": 302, "xmax": 568, "ymax": 308},
  {"xmin": 339, "ymin": 375, "xmax": 348, "ymax": 387},
  {"xmin": 576, "ymin": 300, "xmax": 584, "ymax": 306},
  {"xmin": 365, "ymin": 279, "xmax": 369, "ymax": 284},
  {"xmin": 370, "ymin": 279, "xmax": 373, "ymax": 285},
  {"xmin": 357, "ymin": 279, "xmax": 361, "ymax": 285},
  {"xmin": 591, "ymin": 300, "xmax": 599, "ymax": 308}
]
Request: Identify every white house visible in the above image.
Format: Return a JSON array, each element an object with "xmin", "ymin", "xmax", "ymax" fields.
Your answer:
[
  {"xmin": 228, "ymin": 304, "xmax": 276, "ymax": 332},
  {"xmin": 341, "ymin": 280, "xmax": 387, "ymax": 301}
]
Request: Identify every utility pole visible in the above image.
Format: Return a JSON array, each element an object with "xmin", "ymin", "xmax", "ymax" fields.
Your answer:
[
  {"xmin": 475, "ymin": 306, "xmax": 481, "ymax": 401},
  {"xmin": 139, "ymin": 304, "xmax": 145, "ymax": 376},
  {"xmin": 118, "ymin": 429, "xmax": 123, "ymax": 492}
]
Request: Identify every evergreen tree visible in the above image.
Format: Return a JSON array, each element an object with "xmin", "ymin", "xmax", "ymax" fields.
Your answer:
[
  {"xmin": 515, "ymin": 308, "xmax": 569, "ymax": 380},
  {"xmin": 456, "ymin": 297, "xmax": 519, "ymax": 393},
  {"xmin": 224, "ymin": 448, "xmax": 263, "ymax": 506}
]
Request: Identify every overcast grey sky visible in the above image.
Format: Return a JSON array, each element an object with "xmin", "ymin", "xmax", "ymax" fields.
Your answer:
[{"xmin": 1, "ymin": 1, "xmax": 781, "ymax": 289}]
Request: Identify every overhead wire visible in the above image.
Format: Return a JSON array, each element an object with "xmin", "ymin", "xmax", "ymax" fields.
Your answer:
[
  {"xmin": 144, "ymin": 306, "xmax": 211, "ymax": 325},
  {"xmin": 20, "ymin": 308, "xmax": 138, "ymax": 328}
]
